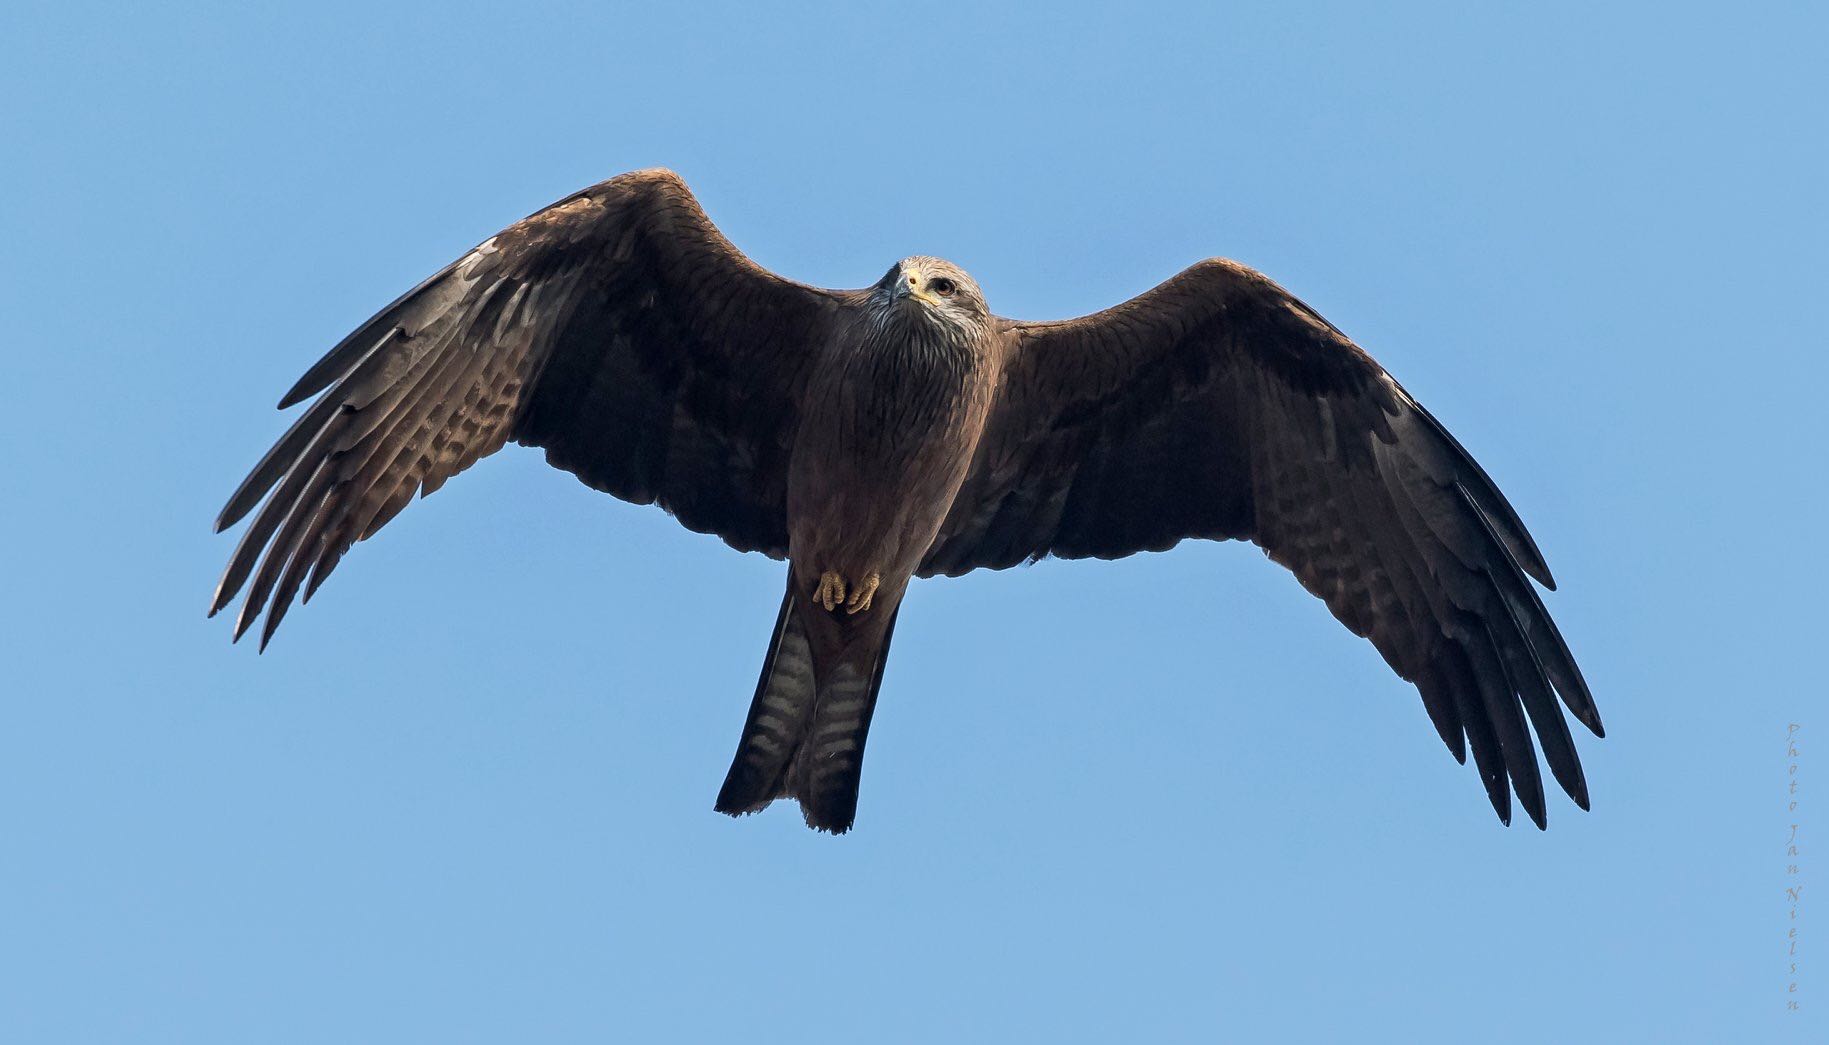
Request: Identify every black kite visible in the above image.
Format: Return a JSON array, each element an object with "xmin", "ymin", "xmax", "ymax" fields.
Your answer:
[{"xmin": 212, "ymin": 169, "xmax": 1601, "ymax": 833}]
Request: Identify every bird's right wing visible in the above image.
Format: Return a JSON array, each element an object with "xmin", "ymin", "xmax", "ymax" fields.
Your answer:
[
  {"xmin": 212, "ymin": 169, "xmax": 843, "ymax": 647},
  {"xmin": 924, "ymin": 260, "xmax": 1599, "ymax": 828}
]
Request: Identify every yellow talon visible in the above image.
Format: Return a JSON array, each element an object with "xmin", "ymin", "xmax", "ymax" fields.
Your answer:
[
  {"xmin": 844, "ymin": 573, "xmax": 880, "ymax": 615},
  {"xmin": 813, "ymin": 570, "xmax": 879, "ymax": 614},
  {"xmin": 815, "ymin": 571, "xmax": 846, "ymax": 612}
]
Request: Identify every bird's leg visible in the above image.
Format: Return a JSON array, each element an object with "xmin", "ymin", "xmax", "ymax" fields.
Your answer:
[
  {"xmin": 844, "ymin": 572, "xmax": 880, "ymax": 615},
  {"xmin": 815, "ymin": 570, "xmax": 847, "ymax": 612}
]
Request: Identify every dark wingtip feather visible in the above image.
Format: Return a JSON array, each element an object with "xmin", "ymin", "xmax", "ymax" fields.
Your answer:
[
  {"xmin": 1516, "ymin": 779, "xmax": 1547, "ymax": 829},
  {"xmin": 278, "ymin": 286, "xmax": 425, "ymax": 408},
  {"xmin": 1569, "ymin": 679, "xmax": 1605, "ymax": 738},
  {"xmin": 1459, "ymin": 624, "xmax": 1546, "ymax": 831},
  {"xmin": 207, "ymin": 576, "xmax": 233, "ymax": 618},
  {"xmin": 1440, "ymin": 644, "xmax": 1513, "ymax": 827},
  {"xmin": 208, "ymin": 563, "xmax": 245, "ymax": 619},
  {"xmin": 216, "ymin": 393, "xmax": 352, "ymax": 533},
  {"xmin": 1408, "ymin": 397, "xmax": 1557, "ymax": 590},
  {"xmin": 1457, "ymin": 485, "xmax": 1601, "ymax": 741},
  {"xmin": 1524, "ymin": 795, "xmax": 1548, "ymax": 830},
  {"xmin": 1473, "ymin": 735, "xmax": 1512, "ymax": 827},
  {"xmin": 276, "ymin": 327, "xmax": 388, "ymax": 410},
  {"xmin": 301, "ymin": 553, "xmax": 343, "ymax": 604},
  {"xmin": 279, "ymin": 242, "xmax": 473, "ymax": 408},
  {"xmin": 1414, "ymin": 665, "xmax": 1468, "ymax": 764},
  {"xmin": 276, "ymin": 383, "xmax": 317, "ymax": 412}
]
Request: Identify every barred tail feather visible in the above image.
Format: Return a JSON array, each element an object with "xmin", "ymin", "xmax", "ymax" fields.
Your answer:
[
  {"xmin": 714, "ymin": 581, "xmax": 900, "ymax": 834},
  {"xmin": 714, "ymin": 591, "xmax": 818, "ymax": 817}
]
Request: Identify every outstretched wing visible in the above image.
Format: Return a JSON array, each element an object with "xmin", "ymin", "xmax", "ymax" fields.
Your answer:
[
  {"xmin": 212, "ymin": 169, "xmax": 842, "ymax": 648},
  {"xmin": 923, "ymin": 259, "xmax": 1600, "ymax": 828}
]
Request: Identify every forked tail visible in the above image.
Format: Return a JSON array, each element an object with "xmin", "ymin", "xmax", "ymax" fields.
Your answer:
[{"xmin": 714, "ymin": 580, "xmax": 900, "ymax": 833}]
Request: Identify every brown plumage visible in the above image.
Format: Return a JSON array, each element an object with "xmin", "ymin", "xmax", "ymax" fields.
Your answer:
[{"xmin": 212, "ymin": 167, "xmax": 1600, "ymax": 833}]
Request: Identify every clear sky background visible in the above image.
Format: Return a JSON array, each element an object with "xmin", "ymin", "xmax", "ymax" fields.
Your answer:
[{"xmin": 3, "ymin": 2, "xmax": 1823, "ymax": 1041}]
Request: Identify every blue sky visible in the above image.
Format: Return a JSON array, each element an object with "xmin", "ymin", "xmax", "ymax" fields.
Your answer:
[{"xmin": 3, "ymin": 2, "xmax": 1823, "ymax": 1041}]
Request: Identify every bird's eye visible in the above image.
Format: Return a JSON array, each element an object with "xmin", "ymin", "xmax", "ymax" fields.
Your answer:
[{"xmin": 932, "ymin": 278, "xmax": 957, "ymax": 297}]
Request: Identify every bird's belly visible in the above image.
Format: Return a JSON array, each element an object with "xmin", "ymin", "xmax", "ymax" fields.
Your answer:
[{"xmin": 787, "ymin": 370, "xmax": 983, "ymax": 579}]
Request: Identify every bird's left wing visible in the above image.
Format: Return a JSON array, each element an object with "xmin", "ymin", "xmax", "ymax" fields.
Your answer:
[
  {"xmin": 212, "ymin": 169, "xmax": 843, "ymax": 648},
  {"xmin": 922, "ymin": 259, "xmax": 1600, "ymax": 827}
]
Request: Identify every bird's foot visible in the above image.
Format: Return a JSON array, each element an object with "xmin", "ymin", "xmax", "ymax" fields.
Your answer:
[
  {"xmin": 814, "ymin": 570, "xmax": 847, "ymax": 612},
  {"xmin": 813, "ymin": 570, "xmax": 880, "ymax": 615},
  {"xmin": 844, "ymin": 573, "xmax": 880, "ymax": 615}
]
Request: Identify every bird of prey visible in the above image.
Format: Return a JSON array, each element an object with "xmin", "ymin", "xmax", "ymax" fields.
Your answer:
[{"xmin": 211, "ymin": 168, "xmax": 1601, "ymax": 834}]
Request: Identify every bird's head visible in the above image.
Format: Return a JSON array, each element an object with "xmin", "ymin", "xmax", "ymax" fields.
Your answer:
[{"xmin": 873, "ymin": 256, "xmax": 988, "ymax": 333}]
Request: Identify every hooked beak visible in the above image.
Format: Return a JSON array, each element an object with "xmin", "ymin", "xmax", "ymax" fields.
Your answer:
[{"xmin": 894, "ymin": 266, "xmax": 931, "ymax": 306}]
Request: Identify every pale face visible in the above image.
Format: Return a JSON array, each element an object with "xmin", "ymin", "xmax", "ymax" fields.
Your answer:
[{"xmin": 875, "ymin": 256, "xmax": 989, "ymax": 330}]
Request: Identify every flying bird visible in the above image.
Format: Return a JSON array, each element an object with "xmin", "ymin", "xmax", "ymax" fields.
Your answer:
[{"xmin": 211, "ymin": 168, "xmax": 1601, "ymax": 834}]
